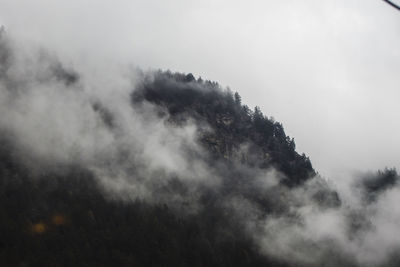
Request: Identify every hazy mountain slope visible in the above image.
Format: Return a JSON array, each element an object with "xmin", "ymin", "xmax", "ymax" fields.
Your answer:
[
  {"xmin": 132, "ymin": 71, "xmax": 315, "ymax": 186},
  {"xmin": 1, "ymin": 31, "xmax": 400, "ymax": 267},
  {"xmin": 0, "ymin": 68, "xmax": 341, "ymax": 266},
  {"xmin": 0, "ymin": 144, "xmax": 280, "ymax": 267}
]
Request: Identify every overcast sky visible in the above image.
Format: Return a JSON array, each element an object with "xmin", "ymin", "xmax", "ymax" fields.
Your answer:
[{"xmin": 1, "ymin": 0, "xmax": 400, "ymax": 179}]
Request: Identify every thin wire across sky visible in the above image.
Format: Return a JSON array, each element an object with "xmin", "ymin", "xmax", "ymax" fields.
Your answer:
[{"xmin": 382, "ymin": 0, "xmax": 400, "ymax": 11}]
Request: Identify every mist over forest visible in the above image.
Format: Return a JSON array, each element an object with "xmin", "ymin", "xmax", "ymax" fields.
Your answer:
[{"xmin": 1, "ymin": 27, "xmax": 400, "ymax": 267}]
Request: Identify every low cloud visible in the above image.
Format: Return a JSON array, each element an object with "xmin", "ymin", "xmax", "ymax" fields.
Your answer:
[{"xmin": 1, "ymin": 31, "xmax": 400, "ymax": 266}]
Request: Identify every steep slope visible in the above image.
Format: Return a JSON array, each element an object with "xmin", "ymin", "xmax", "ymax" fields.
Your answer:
[{"xmin": 132, "ymin": 71, "xmax": 315, "ymax": 186}]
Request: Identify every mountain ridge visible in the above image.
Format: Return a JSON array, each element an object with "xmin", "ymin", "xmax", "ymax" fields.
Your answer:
[{"xmin": 1, "ymin": 32, "xmax": 399, "ymax": 266}]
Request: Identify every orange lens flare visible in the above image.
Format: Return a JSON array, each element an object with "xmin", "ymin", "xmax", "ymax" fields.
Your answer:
[{"xmin": 32, "ymin": 223, "xmax": 46, "ymax": 234}]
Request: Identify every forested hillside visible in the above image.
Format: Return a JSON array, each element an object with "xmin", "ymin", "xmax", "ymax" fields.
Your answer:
[
  {"xmin": 0, "ymin": 69, "xmax": 312, "ymax": 266},
  {"xmin": 0, "ymin": 66, "xmax": 334, "ymax": 266},
  {"xmin": 1, "ymin": 30, "xmax": 400, "ymax": 267},
  {"xmin": 132, "ymin": 71, "xmax": 315, "ymax": 186}
]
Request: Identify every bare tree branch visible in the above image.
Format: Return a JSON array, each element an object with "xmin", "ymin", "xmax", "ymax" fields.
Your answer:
[{"xmin": 382, "ymin": 0, "xmax": 400, "ymax": 11}]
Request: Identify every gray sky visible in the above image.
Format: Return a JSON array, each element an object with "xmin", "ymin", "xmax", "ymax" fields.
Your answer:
[{"xmin": 1, "ymin": 0, "xmax": 400, "ymax": 179}]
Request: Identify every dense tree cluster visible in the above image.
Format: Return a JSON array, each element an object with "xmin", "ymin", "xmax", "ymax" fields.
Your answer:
[
  {"xmin": 357, "ymin": 167, "xmax": 399, "ymax": 203},
  {"xmin": 133, "ymin": 70, "xmax": 315, "ymax": 185},
  {"xmin": 0, "ymin": 136, "xmax": 288, "ymax": 267}
]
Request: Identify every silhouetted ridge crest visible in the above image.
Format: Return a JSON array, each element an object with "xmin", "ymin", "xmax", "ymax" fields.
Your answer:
[{"xmin": 133, "ymin": 70, "xmax": 315, "ymax": 186}]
